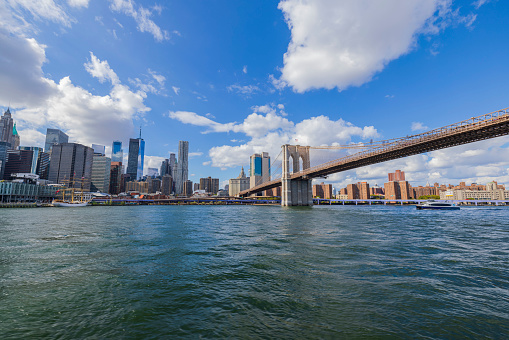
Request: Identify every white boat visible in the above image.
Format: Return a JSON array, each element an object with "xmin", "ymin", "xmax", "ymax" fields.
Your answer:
[
  {"xmin": 52, "ymin": 200, "xmax": 90, "ymax": 207},
  {"xmin": 416, "ymin": 200, "xmax": 459, "ymax": 210}
]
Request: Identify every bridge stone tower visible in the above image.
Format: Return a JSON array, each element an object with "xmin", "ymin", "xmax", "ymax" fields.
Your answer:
[{"xmin": 281, "ymin": 145, "xmax": 313, "ymax": 206}]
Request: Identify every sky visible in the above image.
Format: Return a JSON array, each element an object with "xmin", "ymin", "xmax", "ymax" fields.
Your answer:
[{"xmin": 1, "ymin": 0, "xmax": 509, "ymax": 190}]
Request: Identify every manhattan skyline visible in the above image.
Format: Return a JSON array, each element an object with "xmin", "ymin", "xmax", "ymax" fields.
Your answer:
[{"xmin": 1, "ymin": 0, "xmax": 509, "ymax": 189}]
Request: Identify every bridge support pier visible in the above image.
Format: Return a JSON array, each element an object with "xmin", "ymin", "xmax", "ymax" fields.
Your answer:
[{"xmin": 281, "ymin": 144, "xmax": 313, "ymax": 206}]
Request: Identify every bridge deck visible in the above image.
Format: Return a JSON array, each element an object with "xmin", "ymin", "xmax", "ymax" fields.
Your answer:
[{"xmin": 240, "ymin": 108, "xmax": 509, "ymax": 197}]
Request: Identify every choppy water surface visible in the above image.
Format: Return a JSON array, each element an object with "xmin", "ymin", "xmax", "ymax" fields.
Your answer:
[{"xmin": 1, "ymin": 205, "xmax": 508, "ymax": 339}]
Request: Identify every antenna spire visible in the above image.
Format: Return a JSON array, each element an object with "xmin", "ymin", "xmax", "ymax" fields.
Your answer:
[{"xmin": 139, "ymin": 125, "xmax": 142, "ymax": 139}]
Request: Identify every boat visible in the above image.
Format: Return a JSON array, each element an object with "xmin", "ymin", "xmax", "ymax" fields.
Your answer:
[
  {"xmin": 52, "ymin": 178, "xmax": 91, "ymax": 207},
  {"xmin": 416, "ymin": 200, "xmax": 460, "ymax": 210}
]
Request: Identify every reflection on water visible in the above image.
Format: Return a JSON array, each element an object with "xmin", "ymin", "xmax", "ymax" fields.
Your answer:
[{"xmin": 0, "ymin": 205, "xmax": 508, "ymax": 338}]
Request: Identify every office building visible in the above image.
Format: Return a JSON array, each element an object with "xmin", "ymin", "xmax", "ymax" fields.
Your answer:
[
  {"xmin": 109, "ymin": 162, "xmax": 122, "ymax": 195},
  {"xmin": 2, "ymin": 150, "xmax": 34, "ymax": 180},
  {"xmin": 193, "ymin": 182, "xmax": 199, "ymax": 192},
  {"xmin": 91, "ymin": 154, "xmax": 111, "ymax": 193},
  {"xmin": 199, "ymin": 176, "xmax": 219, "ymax": 194},
  {"xmin": 125, "ymin": 180, "xmax": 149, "ymax": 194},
  {"xmin": 92, "ymin": 144, "xmax": 105, "ymax": 156},
  {"xmin": 47, "ymin": 143, "xmax": 94, "ymax": 191},
  {"xmin": 44, "ymin": 128, "xmax": 68, "ymax": 153},
  {"xmin": 388, "ymin": 170, "xmax": 405, "ymax": 182},
  {"xmin": 126, "ymin": 137, "xmax": 145, "ymax": 181},
  {"xmin": 160, "ymin": 159, "xmax": 170, "ymax": 177},
  {"xmin": 175, "ymin": 141, "xmax": 189, "ymax": 195},
  {"xmin": 229, "ymin": 167, "xmax": 250, "ymax": 197},
  {"xmin": 0, "ymin": 142, "xmax": 7, "ymax": 179},
  {"xmin": 111, "ymin": 141, "xmax": 123, "ymax": 163},
  {"xmin": 0, "ymin": 108, "xmax": 20, "ymax": 150},
  {"xmin": 161, "ymin": 174, "xmax": 172, "ymax": 195},
  {"xmin": 183, "ymin": 179, "xmax": 193, "ymax": 197},
  {"xmin": 249, "ymin": 152, "xmax": 270, "ymax": 189}
]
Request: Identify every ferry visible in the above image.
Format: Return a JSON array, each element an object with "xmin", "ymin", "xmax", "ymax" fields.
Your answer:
[{"xmin": 416, "ymin": 200, "xmax": 460, "ymax": 210}]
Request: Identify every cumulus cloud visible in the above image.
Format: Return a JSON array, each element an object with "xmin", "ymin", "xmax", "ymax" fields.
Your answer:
[
  {"xmin": 168, "ymin": 107, "xmax": 379, "ymax": 169},
  {"xmin": 276, "ymin": 0, "xmax": 476, "ymax": 92},
  {"xmin": 68, "ymin": 0, "xmax": 89, "ymax": 8},
  {"xmin": 1, "ymin": 32, "xmax": 150, "ymax": 148},
  {"xmin": 109, "ymin": 0, "xmax": 171, "ymax": 41}
]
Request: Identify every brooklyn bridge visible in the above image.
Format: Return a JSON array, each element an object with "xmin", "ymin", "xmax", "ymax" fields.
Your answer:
[{"xmin": 239, "ymin": 107, "xmax": 509, "ymax": 206}]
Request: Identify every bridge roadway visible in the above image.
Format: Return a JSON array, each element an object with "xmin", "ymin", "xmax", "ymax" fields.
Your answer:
[{"xmin": 240, "ymin": 107, "xmax": 509, "ymax": 197}]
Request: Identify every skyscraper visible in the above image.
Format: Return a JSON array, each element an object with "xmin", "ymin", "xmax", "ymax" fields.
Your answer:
[
  {"xmin": 127, "ymin": 137, "xmax": 145, "ymax": 181},
  {"xmin": 44, "ymin": 128, "xmax": 69, "ymax": 153},
  {"xmin": 109, "ymin": 162, "xmax": 122, "ymax": 195},
  {"xmin": 175, "ymin": 141, "xmax": 189, "ymax": 195},
  {"xmin": 111, "ymin": 141, "xmax": 123, "ymax": 163},
  {"xmin": 0, "ymin": 142, "xmax": 8, "ymax": 179},
  {"xmin": 249, "ymin": 152, "xmax": 270, "ymax": 189},
  {"xmin": 92, "ymin": 144, "xmax": 105, "ymax": 155},
  {"xmin": 91, "ymin": 154, "xmax": 111, "ymax": 193},
  {"xmin": 0, "ymin": 108, "xmax": 19, "ymax": 150},
  {"xmin": 18, "ymin": 146, "xmax": 50, "ymax": 179},
  {"xmin": 47, "ymin": 143, "xmax": 94, "ymax": 191},
  {"xmin": 2, "ymin": 150, "xmax": 33, "ymax": 180}
]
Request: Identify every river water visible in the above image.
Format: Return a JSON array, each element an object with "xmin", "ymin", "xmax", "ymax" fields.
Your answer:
[{"xmin": 1, "ymin": 205, "xmax": 508, "ymax": 339}]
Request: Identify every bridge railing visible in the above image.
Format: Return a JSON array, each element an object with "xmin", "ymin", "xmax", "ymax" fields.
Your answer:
[{"xmin": 293, "ymin": 107, "xmax": 509, "ymax": 179}]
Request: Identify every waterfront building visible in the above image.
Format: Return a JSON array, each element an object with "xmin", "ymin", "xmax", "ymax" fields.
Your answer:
[
  {"xmin": 109, "ymin": 162, "xmax": 122, "ymax": 195},
  {"xmin": 343, "ymin": 182, "xmax": 370, "ymax": 199},
  {"xmin": 193, "ymin": 182, "xmax": 199, "ymax": 192},
  {"xmin": 3, "ymin": 149, "xmax": 34, "ymax": 180},
  {"xmin": 0, "ymin": 181, "xmax": 58, "ymax": 203},
  {"xmin": 199, "ymin": 176, "xmax": 219, "ymax": 194},
  {"xmin": 127, "ymin": 137, "xmax": 145, "ymax": 181},
  {"xmin": 313, "ymin": 182, "xmax": 333, "ymax": 199},
  {"xmin": 370, "ymin": 184, "xmax": 385, "ymax": 196},
  {"xmin": 161, "ymin": 174, "xmax": 172, "ymax": 195},
  {"xmin": 91, "ymin": 154, "xmax": 111, "ymax": 193},
  {"xmin": 47, "ymin": 143, "xmax": 94, "ymax": 191},
  {"xmin": 263, "ymin": 186, "xmax": 281, "ymax": 197},
  {"xmin": 175, "ymin": 141, "xmax": 189, "ymax": 195},
  {"xmin": 120, "ymin": 174, "xmax": 131, "ymax": 193},
  {"xmin": 440, "ymin": 185, "xmax": 509, "ymax": 200},
  {"xmin": 0, "ymin": 108, "xmax": 20, "ymax": 150},
  {"xmin": 183, "ymin": 179, "xmax": 193, "ymax": 197},
  {"xmin": 249, "ymin": 152, "xmax": 270, "ymax": 189},
  {"xmin": 229, "ymin": 167, "xmax": 250, "ymax": 197},
  {"xmin": 44, "ymin": 128, "xmax": 69, "ymax": 153},
  {"xmin": 146, "ymin": 177, "xmax": 161, "ymax": 193},
  {"xmin": 125, "ymin": 180, "xmax": 149, "ymax": 194},
  {"xmin": 111, "ymin": 141, "xmax": 123, "ymax": 163}
]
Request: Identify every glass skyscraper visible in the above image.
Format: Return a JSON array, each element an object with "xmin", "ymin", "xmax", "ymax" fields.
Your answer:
[
  {"xmin": 127, "ymin": 138, "xmax": 145, "ymax": 181},
  {"xmin": 111, "ymin": 141, "xmax": 123, "ymax": 163},
  {"xmin": 44, "ymin": 128, "xmax": 69, "ymax": 153}
]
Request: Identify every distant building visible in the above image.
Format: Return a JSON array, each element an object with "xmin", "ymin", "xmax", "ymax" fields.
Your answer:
[
  {"xmin": 249, "ymin": 152, "xmax": 270, "ymax": 189},
  {"xmin": 127, "ymin": 137, "xmax": 145, "ymax": 181},
  {"xmin": 199, "ymin": 176, "xmax": 219, "ymax": 194},
  {"xmin": 92, "ymin": 144, "xmax": 105, "ymax": 155},
  {"xmin": 15, "ymin": 147, "xmax": 49, "ymax": 180},
  {"xmin": 193, "ymin": 182, "xmax": 199, "ymax": 192},
  {"xmin": 44, "ymin": 128, "xmax": 68, "ymax": 153},
  {"xmin": 229, "ymin": 166, "xmax": 250, "ymax": 197},
  {"xmin": 91, "ymin": 154, "xmax": 111, "ymax": 193},
  {"xmin": 3, "ymin": 150, "xmax": 34, "ymax": 180},
  {"xmin": 263, "ymin": 186, "xmax": 281, "ymax": 197},
  {"xmin": 147, "ymin": 177, "xmax": 161, "ymax": 193},
  {"xmin": 147, "ymin": 167, "xmax": 158, "ymax": 178},
  {"xmin": 47, "ymin": 143, "xmax": 94, "ymax": 191},
  {"xmin": 313, "ymin": 182, "xmax": 333, "ymax": 199},
  {"xmin": 183, "ymin": 179, "xmax": 193, "ymax": 197},
  {"xmin": 111, "ymin": 141, "xmax": 123, "ymax": 163},
  {"xmin": 388, "ymin": 170, "xmax": 405, "ymax": 182},
  {"xmin": 161, "ymin": 174, "xmax": 172, "ymax": 195},
  {"xmin": 0, "ymin": 142, "xmax": 9, "ymax": 179},
  {"xmin": 0, "ymin": 108, "xmax": 20, "ymax": 150},
  {"xmin": 344, "ymin": 182, "xmax": 370, "ymax": 199},
  {"xmin": 109, "ymin": 161, "xmax": 122, "ymax": 195},
  {"xmin": 126, "ymin": 180, "xmax": 149, "ymax": 194},
  {"xmin": 175, "ymin": 141, "xmax": 189, "ymax": 195}
]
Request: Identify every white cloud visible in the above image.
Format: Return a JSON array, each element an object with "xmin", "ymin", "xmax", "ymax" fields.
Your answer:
[
  {"xmin": 189, "ymin": 152, "xmax": 203, "ymax": 158},
  {"xmin": 168, "ymin": 107, "xmax": 379, "ymax": 169},
  {"xmin": 84, "ymin": 52, "xmax": 120, "ymax": 84},
  {"xmin": 172, "ymin": 86, "xmax": 180, "ymax": 95},
  {"xmin": 227, "ymin": 84, "xmax": 261, "ymax": 95},
  {"xmin": 148, "ymin": 69, "xmax": 165, "ymax": 86},
  {"xmin": 0, "ymin": 32, "xmax": 150, "ymax": 149},
  {"xmin": 1, "ymin": 0, "xmax": 73, "ymax": 31},
  {"xmin": 411, "ymin": 122, "xmax": 429, "ymax": 131},
  {"xmin": 68, "ymin": 0, "xmax": 89, "ymax": 8},
  {"xmin": 242, "ymin": 65, "xmax": 248, "ymax": 74},
  {"xmin": 109, "ymin": 0, "xmax": 170, "ymax": 41},
  {"xmin": 17, "ymin": 128, "xmax": 46, "ymax": 147},
  {"xmin": 276, "ymin": 0, "xmax": 476, "ymax": 92},
  {"xmin": 143, "ymin": 155, "xmax": 165, "ymax": 175},
  {"xmin": 473, "ymin": 0, "xmax": 491, "ymax": 9}
]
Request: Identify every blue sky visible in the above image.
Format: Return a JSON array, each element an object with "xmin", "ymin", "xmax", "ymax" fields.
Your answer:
[{"xmin": 1, "ymin": 0, "xmax": 509, "ymax": 189}]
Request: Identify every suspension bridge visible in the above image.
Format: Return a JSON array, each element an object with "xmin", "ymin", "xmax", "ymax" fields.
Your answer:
[{"xmin": 239, "ymin": 107, "xmax": 509, "ymax": 206}]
